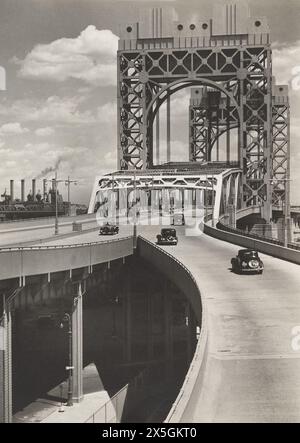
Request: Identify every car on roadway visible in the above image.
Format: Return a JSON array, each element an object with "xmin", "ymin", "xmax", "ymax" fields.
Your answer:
[
  {"xmin": 231, "ymin": 249, "xmax": 264, "ymax": 274},
  {"xmin": 99, "ymin": 222, "xmax": 119, "ymax": 236},
  {"xmin": 156, "ymin": 228, "xmax": 178, "ymax": 246}
]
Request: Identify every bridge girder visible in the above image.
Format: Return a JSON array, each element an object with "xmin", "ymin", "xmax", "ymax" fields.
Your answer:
[{"xmin": 117, "ymin": 3, "xmax": 275, "ymax": 220}]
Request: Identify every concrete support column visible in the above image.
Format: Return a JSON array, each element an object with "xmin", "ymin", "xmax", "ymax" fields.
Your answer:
[
  {"xmin": 0, "ymin": 298, "xmax": 12, "ymax": 423},
  {"xmin": 72, "ymin": 284, "xmax": 83, "ymax": 403}
]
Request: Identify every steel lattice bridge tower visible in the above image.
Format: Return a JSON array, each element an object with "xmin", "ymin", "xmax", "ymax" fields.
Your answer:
[{"xmin": 90, "ymin": 1, "xmax": 290, "ymax": 223}]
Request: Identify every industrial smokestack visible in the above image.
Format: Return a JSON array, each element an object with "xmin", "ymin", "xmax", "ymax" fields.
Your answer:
[
  {"xmin": 32, "ymin": 179, "xmax": 36, "ymax": 201},
  {"xmin": 21, "ymin": 179, "xmax": 25, "ymax": 202},
  {"xmin": 43, "ymin": 179, "xmax": 47, "ymax": 200},
  {"xmin": 10, "ymin": 180, "xmax": 14, "ymax": 203}
]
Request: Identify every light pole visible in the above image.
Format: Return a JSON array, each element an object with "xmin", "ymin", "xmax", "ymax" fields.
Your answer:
[
  {"xmin": 60, "ymin": 313, "xmax": 73, "ymax": 407},
  {"xmin": 55, "ymin": 171, "xmax": 59, "ymax": 235},
  {"xmin": 49, "ymin": 174, "xmax": 78, "ymax": 234},
  {"xmin": 65, "ymin": 176, "xmax": 78, "ymax": 217},
  {"xmin": 269, "ymin": 178, "xmax": 291, "ymax": 247}
]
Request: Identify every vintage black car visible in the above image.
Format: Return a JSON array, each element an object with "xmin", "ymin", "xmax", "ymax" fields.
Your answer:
[
  {"xmin": 171, "ymin": 213, "xmax": 185, "ymax": 226},
  {"xmin": 99, "ymin": 222, "xmax": 119, "ymax": 236},
  {"xmin": 156, "ymin": 228, "xmax": 178, "ymax": 246},
  {"xmin": 231, "ymin": 249, "xmax": 264, "ymax": 274}
]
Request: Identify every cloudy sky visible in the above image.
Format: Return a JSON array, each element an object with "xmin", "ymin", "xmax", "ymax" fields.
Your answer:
[{"xmin": 0, "ymin": 0, "xmax": 300, "ymax": 204}]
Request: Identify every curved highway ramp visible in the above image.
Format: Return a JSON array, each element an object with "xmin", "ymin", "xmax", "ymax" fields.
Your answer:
[{"xmin": 142, "ymin": 227, "xmax": 300, "ymax": 423}]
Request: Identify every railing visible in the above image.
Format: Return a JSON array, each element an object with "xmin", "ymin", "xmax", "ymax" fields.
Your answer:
[
  {"xmin": 218, "ymin": 220, "xmax": 300, "ymax": 251},
  {"xmin": 218, "ymin": 221, "xmax": 283, "ymax": 246},
  {"xmin": 85, "ymin": 360, "xmax": 170, "ymax": 423},
  {"xmin": 119, "ymin": 33, "xmax": 270, "ymax": 51},
  {"xmin": 85, "ymin": 384, "xmax": 129, "ymax": 423}
]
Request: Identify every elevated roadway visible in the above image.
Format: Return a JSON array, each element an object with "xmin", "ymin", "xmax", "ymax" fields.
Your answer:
[
  {"xmin": 141, "ymin": 227, "xmax": 300, "ymax": 422},
  {"xmin": 1, "ymin": 215, "xmax": 300, "ymax": 422}
]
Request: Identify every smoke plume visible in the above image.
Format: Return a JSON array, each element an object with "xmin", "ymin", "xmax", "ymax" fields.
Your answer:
[{"xmin": 35, "ymin": 158, "xmax": 63, "ymax": 179}]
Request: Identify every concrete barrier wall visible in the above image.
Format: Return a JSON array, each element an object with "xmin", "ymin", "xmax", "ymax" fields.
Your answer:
[
  {"xmin": 0, "ymin": 237, "xmax": 134, "ymax": 281},
  {"xmin": 138, "ymin": 237, "xmax": 202, "ymax": 324},
  {"xmin": 204, "ymin": 223, "xmax": 300, "ymax": 265},
  {"xmin": 137, "ymin": 237, "xmax": 208, "ymax": 423}
]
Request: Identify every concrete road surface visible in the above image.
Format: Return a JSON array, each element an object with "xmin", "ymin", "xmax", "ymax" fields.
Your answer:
[{"xmin": 142, "ymin": 228, "xmax": 300, "ymax": 422}]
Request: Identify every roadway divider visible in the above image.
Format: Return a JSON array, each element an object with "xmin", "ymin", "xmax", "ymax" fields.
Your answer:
[
  {"xmin": 204, "ymin": 222, "xmax": 300, "ymax": 265},
  {"xmin": 137, "ymin": 236, "xmax": 208, "ymax": 423}
]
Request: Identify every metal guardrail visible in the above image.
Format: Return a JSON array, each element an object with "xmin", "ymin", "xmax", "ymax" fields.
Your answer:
[
  {"xmin": 218, "ymin": 221, "xmax": 300, "ymax": 251},
  {"xmin": 218, "ymin": 222, "xmax": 283, "ymax": 246},
  {"xmin": 287, "ymin": 242, "xmax": 300, "ymax": 251},
  {"xmin": 85, "ymin": 384, "xmax": 128, "ymax": 423}
]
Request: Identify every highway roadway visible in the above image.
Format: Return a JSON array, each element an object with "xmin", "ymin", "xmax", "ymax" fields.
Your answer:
[
  {"xmin": 142, "ymin": 227, "xmax": 300, "ymax": 422},
  {"xmin": 0, "ymin": 213, "xmax": 97, "ymax": 248},
  {"xmin": 2, "ymin": 214, "xmax": 300, "ymax": 422}
]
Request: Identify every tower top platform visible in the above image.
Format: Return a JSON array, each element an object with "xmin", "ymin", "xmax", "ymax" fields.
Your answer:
[{"xmin": 118, "ymin": 2, "xmax": 270, "ymax": 49}]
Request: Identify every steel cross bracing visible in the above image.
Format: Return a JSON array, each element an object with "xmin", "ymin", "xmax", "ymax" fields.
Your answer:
[
  {"xmin": 189, "ymin": 82, "xmax": 290, "ymax": 211},
  {"xmin": 88, "ymin": 168, "xmax": 242, "ymax": 222},
  {"xmin": 271, "ymin": 84, "xmax": 290, "ymax": 209},
  {"xmin": 189, "ymin": 87, "xmax": 238, "ymax": 163},
  {"xmin": 116, "ymin": 4, "xmax": 287, "ymax": 220}
]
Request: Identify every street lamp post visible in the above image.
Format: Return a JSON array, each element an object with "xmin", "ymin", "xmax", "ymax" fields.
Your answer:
[
  {"xmin": 65, "ymin": 176, "xmax": 78, "ymax": 217},
  {"xmin": 55, "ymin": 171, "xmax": 59, "ymax": 235},
  {"xmin": 60, "ymin": 313, "xmax": 73, "ymax": 407},
  {"xmin": 45, "ymin": 175, "xmax": 78, "ymax": 235}
]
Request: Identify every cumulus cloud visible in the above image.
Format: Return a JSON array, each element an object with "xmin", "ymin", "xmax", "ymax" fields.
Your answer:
[
  {"xmin": 96, "ymin": 101, "xmax": 117, "ymax": 123},
  {"xmin": 0, "ymin": 96, "xmax": 96, "ymax": 125},
  {"xmin": 35, "ymin": 126, "xmax": 55, "ymax": 137},
  {"xmin": 273, "ymin": 40, "xmax": 300, "ymax": 87},
  {"xmin": 16, "ymin": 26, "xmax": 118, "ymax": 87},
  {"xmin": 0, "ymin": 122, "xmax": 29, "ymax": 135}
]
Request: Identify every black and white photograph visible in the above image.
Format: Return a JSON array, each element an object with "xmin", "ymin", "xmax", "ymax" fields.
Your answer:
[{"xmin": 0, "ymin": 0, "xmax": 300, "ymax": 426}]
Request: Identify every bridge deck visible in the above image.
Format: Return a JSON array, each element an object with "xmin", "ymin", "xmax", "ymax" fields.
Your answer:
[
  {"xmin": 142, "ymin": 227, "xmax": 300, "ymax": 422},
  {"xmin": 2, "ymin": 216, "xmax": 300, "ymax": 422}
]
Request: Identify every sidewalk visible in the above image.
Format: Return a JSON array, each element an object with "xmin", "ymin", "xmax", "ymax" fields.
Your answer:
[{"xmin": 13, "ymin": 363, "xmax": 111, "ymax": 423}]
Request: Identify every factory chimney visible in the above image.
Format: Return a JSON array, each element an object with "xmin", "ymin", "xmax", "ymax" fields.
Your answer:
[
  {"xmin": 21, "ymin": 179, "xmax": 25, "ymax": 202},
  {"xmin": 32, "ymin": 179, "xmax": 36, "ymax": 201},
  {"xmin": 10, "ymin": 180, "xmax": 14, "ymax": 203},
  {"xmin": 43, "ymin": 179, "xmax": 47, "ymax": 201}
]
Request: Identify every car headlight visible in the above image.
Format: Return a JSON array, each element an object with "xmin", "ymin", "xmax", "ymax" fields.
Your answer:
[{"xmin": 249, "ymin": 259, "xmax": 259, "ymax": 269}]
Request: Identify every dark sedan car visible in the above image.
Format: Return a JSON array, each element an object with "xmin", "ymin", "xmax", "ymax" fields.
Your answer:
[
  {"xmin": 99, "ymin": 222, "xmax": 119, "ymax": 235},
  {"xmin": 157, "ymin": 228, "xmax": 178, "ymax": 246},
  {"xmin": 231, "ymin": 249, "xmax": 264, "ymax": 274}
]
